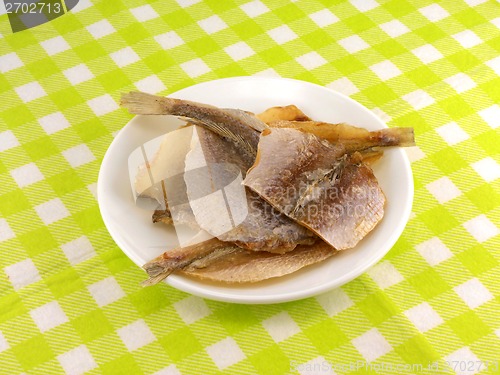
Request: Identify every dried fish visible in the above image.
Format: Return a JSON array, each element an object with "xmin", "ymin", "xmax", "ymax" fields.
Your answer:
[
  {"xmin": 244, "ymin": 128, "xmax": 386, "ymax": 250},
  {"xmin": 121, "ymin": 91, "xmax": 267, "ymax": 163},
  {"xmin": 256, "ymin": 105, "xmax": 311, "ymax": 123},
  {"xmin": 143, "ymin": 237, "xmax": 336, "ymax": 285},
  {"xmin": 269, "ymin": 120, "xmax": 415, "ymax": 152},
  {"xmin": 184, "ymin": 126, "xmax": 315, "ymax": 252},
  {"xmin": 122, "ymin": 92, "xmax": 316, "ymax": 252},
  {"xmin": 121, "ymin": 93, "xmax": 413, "ymax": 285}
]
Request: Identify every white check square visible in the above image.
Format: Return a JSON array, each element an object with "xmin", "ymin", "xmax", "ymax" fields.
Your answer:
[
  {"xmin": 35, "ymin": 198, "xmax": 70, "ymax": 225},
  {"xmin": 38, "ymin": 112, "xmax": 71, "ymax": 135},
  {"xmin": 0, "ymin": 52, "xmax": 23, "ymax": 73},
  {"xmin": 86, "ymin": 20, "xmax": 115, "ymax": 39}
]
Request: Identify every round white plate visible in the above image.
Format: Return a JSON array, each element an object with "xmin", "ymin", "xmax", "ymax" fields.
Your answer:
[{"xmin": 98, "ymin": 77, "xmax": 413, "ymax": 304}]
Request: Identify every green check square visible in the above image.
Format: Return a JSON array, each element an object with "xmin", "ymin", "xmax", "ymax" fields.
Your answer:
[
  {"xmin": 406, "ymin": 66, "xmax": 441, "ymax": 87},
  {"xmin": 101, "ymin": 354, "xmax": 144, "ymax": 375},
  {"xmin": 19, "ymin": 227, "xmax": 57, "ymax": 256},
  {"xmin": 95, "ymin": 0, "xmax": 127, "ymax": 17},
  {"xmin": 97, "ymin": 70, "xmax": 132, "ymax": 92},
  {"xmin": 275, "ymin": 4, "xmax": 305, "ymax": 23},
  {"xmin": 357, "ymin": 292, "xmax": 399, "ymax": 326},
  {"xmin": 0, "ymin": 74, "xmax": 10, "ymax": 94},
  {"xmin": 383, "ymin": 0, "xmax": 414, "ymax": 17},
  {"xmin": 214, "ymin": 62, "xmax": 248, "ymax": 77},
  {"xmin": 304, "ymin": 319, "xmax": 348, "ymax": 353},
  {"xmin": 448, "ymin": 311, "xmax": 491, "ymax": 345},
  {"xmin": 52, "ymin": 13, "xmax": 84, "ymax": 34},
  {"xmin": 232, "ymin": 20, "xmax": 264, "ymax": 39},
  {"xmin": 27, "ymin": 58, "xmax": 60, "ymax": 80},
  {"xmin": 363, "ymin": 83, "xmax": 399, "ymax": 105},
  {"xmin": 72, "ymin": 309, "xmax": 114, "ymax": 342},
  {"xmin": 188, "ymin": 37, "xmax": 221, "ymax": 57},
  {"xmin": 374, "ymin": 40, "xmax": 407, "ymax": 59},
  {"xmin": 23, "ymin": 136, "xmax": 60, "ymax": 161},
  {"xmin": 49, "ymin": 87, "xmax": 84, "ymax": 110},
  {"xmin": 128, "ymin": 287, "xmax": 170, "ymax": 317},
  {"xmin": 215, "ymin": 304, "xmax": 259, "ymax": 335},
  {"xmin": 448, "ymin": 50, "xmax": 481, "ymax": 72},
  {"xmin": 0, "ymin": 293, "xmax": 26, "ymax": 323},
  {"xmin": 302, "ymin": 30, "xmax": 333, "ymax": 50},
  {"xmin": 1, "ymin": 105, "xmax": 36, "ymax": 129},
  {"xmin": 457, "ymin": 245, "xmax": 498, "ymax": 276},
  {"xmin": 480, "ymin": 80, "xmax": 500, "ymax": 103},
  {"xmin": 260, "ymin": 46, "xmax": 292, "ymax": 66},
  {"xmin": 46, "ymin": 268, "xmax": 85, "ymax": 298},
  {"xmin": 74, "ymin": 41, "xmax": 108, "ymax": 62},
  {"xmin": 12, "ymin": 335, "xmax": 54, "ymax": 370},
  {"xmin": 118, "ymin": 23, "xmax": 150, "ymax": 45},
  {"xmin": 160, "ymin": 327, "xmax": 202, "ymax": 362},
  {"xmin": 0, "ymin": 190, "xmax": 31, "ymax": 216},
  {"xmin": 143, "ymin": 51, "xmax": 176, "ymax": 72},
  {"xmin": 250, "ymin": 344, "xmax": 290, "ymax": 375},
  {"xmin": 395, "ymin": 335, "xmax": 439, "ymax": 365},
  {"xmin": 205, "ymin": 0, "xmax": 235, "ymax": 13},
  {"xmin": 74, "ymin": 206, "xmax": 104, "ymax": 234},
  {"xmin": 345, "ymin": 13, "xmax": 377, "ymax": 33},
  {"xmin": 455, "ymin": 9, "xmax": 485, "ymax": 28},
  {"xmin": 429, "ymin": 148, "xmax": 468, "ymax": 174},
  {"xmin": 335, "ymin": 55, "xmax": 365, "ymax": 75},
  {"xmin": 100, "ymin": 248, "xmax": 134, "ymax": 274},
  {"xmin": 5, "ymin": 31, "xmax": 37, "ymax": 50},
  {"xmin": 163, "ymin": 9, "xmax": 194, "ymax": 29},
  {"xmin": 466, "ymin": 184, "xmax": 499, "ymax": 212},
  {"xmin": 439, "ymin": 96, "xmax": 474, "ymax": 119},
  {"xmin": 408, "ymin": 268, "xmax": 450, "ymax": 299},
  {"xmin": 414, "ymin": 24, "xmax": 447, "ymax": 43},
  {"xmin": 420, "ymin": 206, "xmax": 460, "ymax": 235},
  {"xmin": 47, "ymin": 170, "xmax": 85, "ymax": 196}
]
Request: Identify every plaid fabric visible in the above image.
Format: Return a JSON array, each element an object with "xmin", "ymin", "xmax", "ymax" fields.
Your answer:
[{"xmin": 1, "ymin": 0, "xmax": 499, "ymax": 374}]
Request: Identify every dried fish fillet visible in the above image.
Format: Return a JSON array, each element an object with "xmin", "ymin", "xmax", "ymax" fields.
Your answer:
[
  {"xmin": 121, "ymin": 91, "xmax": 267, "ymax": 162},
  {"xmin": 182, "ymin": 241, "xmax": 336, "ymax": 283},
  {"xmin": 122, "ymin": 93, "xmax": 316, "ymax": 252},
  {"xmin": 185, "ymin": 126, "xmax": 315, "ymax": 252},
  {"xmin": 142, "ymin": 238, "xmax": 231, "ymax": 285},
  {"xmin": 269, "ymin": 120, "xmax": 415, "ymax": 152},
  {"xmin": 143, "ymin": 238, "xmax": 336, "ymax": 285},
  {"xmin": 244, "ymin": 128, "xmax": 386, "ymax": 250},
  {"xmin": 149, "ymin": 106, "xmax": 314, "ymax": 225},
  {"xmin": 256, "ymin": 105, "xmax": 311, "ymax": 124}
]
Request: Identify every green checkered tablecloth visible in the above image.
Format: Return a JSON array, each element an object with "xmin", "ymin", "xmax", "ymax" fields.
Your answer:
[{"xmin": 1, "ymin": 0, "xmax": 499, "ymax": 374}]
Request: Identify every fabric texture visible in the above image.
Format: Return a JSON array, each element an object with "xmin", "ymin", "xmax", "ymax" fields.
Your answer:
[{"xmin": 0, "ymin": 0, "xmax": 499, "ymax": 374}]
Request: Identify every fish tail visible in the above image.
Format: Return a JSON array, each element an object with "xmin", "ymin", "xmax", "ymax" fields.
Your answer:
[
  {"xmin": 121, "ymin": 91, "xmax": 174, "ymax": 115},
  {"xmin": 374, "ymin": 127, "xmax": 415, "ymax": 147},
  {"xmin": 142, "ymin": 259, "xmax": 175, "ymax": 286}
]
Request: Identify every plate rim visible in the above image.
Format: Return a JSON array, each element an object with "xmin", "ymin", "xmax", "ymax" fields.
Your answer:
[{"xmin": 98, "ymin": 76, "xmax": 414, "ymax": 304}]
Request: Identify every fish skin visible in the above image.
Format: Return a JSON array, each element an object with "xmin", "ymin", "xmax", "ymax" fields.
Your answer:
[
  {"xmin": 185, "ymin": 126, "xmax": 316, "ymax": 252},
  {"xmin": 244, "ymin": 128, "xmax": 386, "ymax": 250},
  {"xmin": 142, "ymin": 238, "xmax": 229, "ymax": 285},
  {"xmin": 121, "ymin": 91, "xmax": 267, "ymax": 161},
  {"xmin": 142, "ymin": 237, "xmax": 336, "ymax": 285},
  {"xmin": 269, "ymin": 120, "xmax": 415, "ymax": 151},
  {"xmin": 256, "ymin": 105, "xmax": 311, "ymax": 123},
  {"xmin": 122, "ymin": 93, "xmax": 316, "ymax": 252},
  {"xmin": 181, "ymin": 240, "xmax": 336, "ymax": 283}
]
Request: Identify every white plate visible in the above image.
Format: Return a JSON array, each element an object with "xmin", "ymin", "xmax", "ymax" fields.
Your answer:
[{"xmin": 98, "ymin": 77, "xmax": 413, "ymax": 304}]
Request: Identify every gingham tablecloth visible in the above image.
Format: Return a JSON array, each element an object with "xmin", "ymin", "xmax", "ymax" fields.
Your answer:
[{"xmin": 1, "ymin": 1, "xmax": 499, "ymax": 374}]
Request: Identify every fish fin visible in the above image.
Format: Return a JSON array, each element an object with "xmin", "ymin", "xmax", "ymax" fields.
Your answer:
[
  {"xmin": 121, "ymin": 91, "xmax": 174, "ymax": 115},
  {"xmin": 141, "ymin": 262, "xmax": 174, "ymax": 286},
  {"xmin": 374, "ymin": 128, "xmax": 415, "ymax": 147}
]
